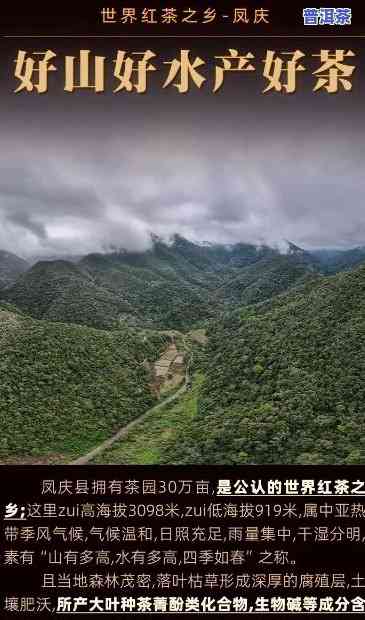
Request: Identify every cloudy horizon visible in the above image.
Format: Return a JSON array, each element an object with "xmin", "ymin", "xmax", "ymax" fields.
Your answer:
[
  {"xmin": 2, "ymin": 39, "xmax": 365, "ymax": 259},
  {"xmin": 1, "ymin": 126, "xmax": 365, "ymax": 259}
]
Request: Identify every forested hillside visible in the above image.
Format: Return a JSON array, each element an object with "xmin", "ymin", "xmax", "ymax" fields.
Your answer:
[
  {"xmin": 0, "ymin": 250, "xmax": 28, "ymax": 289},
  {"xmin": 2, "ymin": 260, "xmax": 134, "ymax": 330},
  {"xmin": 80, "ymin": 249, "xmax": 216, "ymax": 330},
  {"xmin": 215, "ymin": 253, "xmax": 319, "ymax": 307},
  {"xmin": 1, "ymin": 237, "xmax": 321, "ymax": 330},
  {"xmin": 163, "ymin": 265, "xmax": 365, "ymax": 465},
  {"xmin": 0, "ymin": 305, "xmax": 167, "ymax": 461},
  {"xmin": 313, "ymin": 247, "xmax": 365, "ymax": 274},
  {"xmin": 2, "ymin": 236, "xmax": 365, "ymax": 466}
]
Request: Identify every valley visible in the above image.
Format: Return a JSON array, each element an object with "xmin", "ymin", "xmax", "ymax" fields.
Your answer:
[{"xmin": 1, "ymin": 235, "xmax": 365, "ymax": 464}]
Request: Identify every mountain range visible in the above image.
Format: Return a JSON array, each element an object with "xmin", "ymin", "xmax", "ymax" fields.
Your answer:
[
  {"xmin": 0, "ymin": 236, "xmax": 338, "ymax": 331},
  {"xmin": 163, "ymin": 264, "xmax": 365, "ymax": 465},
  {"xmin": 1, "ymin": 235, "xmax": 365, "ymax": 463}
]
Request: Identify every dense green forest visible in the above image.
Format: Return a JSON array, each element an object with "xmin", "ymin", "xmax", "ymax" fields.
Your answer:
[
  {"xmin": 1, "ymin": 260, "xmax": 134, "ymax": 330},
  {"xmin": 1, "ymin": 236, "xmax": 365, "ymax": 464},
  {"xmin": 215, "ymin": 252, "xmax": 319, "ymax": 307},
  {"xmin": 0, "ymin": 304, "xmax": 166, "ymax": 460},
  {"xmin": 0, "ymin": 250, "xmax": 28, "ymax": 289},
  {"xmin": 2, "ymin": 236, "xmax": 320, "ymax": 330},
  {"xmin": 161, "ymin": 265, "xmax": 365, "ymax": 465}
]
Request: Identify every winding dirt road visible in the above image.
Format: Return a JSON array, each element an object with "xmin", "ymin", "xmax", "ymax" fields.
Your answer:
[{"xmin": 70, "ymin": 356, "xmax": 191, "ymax": 465}]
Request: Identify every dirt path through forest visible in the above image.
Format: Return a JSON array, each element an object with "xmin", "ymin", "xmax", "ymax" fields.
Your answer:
[{"xmin": 70, "ymin": 345, "xmax": 191, "ymax": 465}]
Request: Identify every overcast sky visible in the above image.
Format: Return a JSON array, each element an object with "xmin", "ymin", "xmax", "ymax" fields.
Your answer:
[{"xmin": 1, "ymin": 41, "xmax": 365, "ymax": 258}]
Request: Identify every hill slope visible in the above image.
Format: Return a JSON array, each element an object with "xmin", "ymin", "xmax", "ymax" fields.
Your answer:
[
  {"xmin": 0, "ymin": 307, "xmax": 167, "ymax": 461},
  {"xmin": 80, "ymin": 250, "xmax": 215, "ymax": 330},
  {"xmin": 0, "ymin": 251, "xmax": 28, "ymax": 289},
  {"xmin": 314, "ymin": 247, "xmax": 365, "ymax": 274},
  {"xmin": 163, "ymin": 265, "xmax": 365, "ymax": 465},
  {"xmin": 1, "ymin": 239, "xmax": 322, "ymax": 331},
  {"xmin": 79, "ymin": 238, "xmax": 319, "ymax": 329},
  {"xmin": 215, "ymin": 253, "xmax": 319, "ymax": 306},
  {"xmin": 1, "ymin": 260, "xmax": 134, "ymax": 329}
]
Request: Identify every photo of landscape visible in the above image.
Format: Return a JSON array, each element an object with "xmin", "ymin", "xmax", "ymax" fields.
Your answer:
[
  {"xmin": 1, "ymin": 32, "xmax": 365, "ymax": 466},
  {"xmin": 1, "ymin": 232, "xmax": 365, "ymax": 465}
]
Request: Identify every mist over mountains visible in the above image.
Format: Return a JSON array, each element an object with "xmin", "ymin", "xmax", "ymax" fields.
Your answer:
[
  {"xmin": 0, "ymin": 235, "xmax": 323, "ymax": 330},
  {"xmin": 1, "ymin": 235, "xmax": 365, "ymax": 332},
  {"xmin": 2, "ymin": 233, "xmax": 365, "ymax": 464}
]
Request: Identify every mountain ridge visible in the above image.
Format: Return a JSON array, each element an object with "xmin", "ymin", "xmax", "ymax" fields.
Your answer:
[{"xmin": 1, "ymin": 237, "xmax": 321, "ymax": 330}]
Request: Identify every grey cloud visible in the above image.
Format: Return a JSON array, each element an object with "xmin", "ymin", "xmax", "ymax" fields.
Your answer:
[
  {"xmin": 7, "ymin": 211, "xmax": 47, "ymax": 239},
  {"xmin": 0, "ymin": 130, "xmax": 365, "ymax": 258}
]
